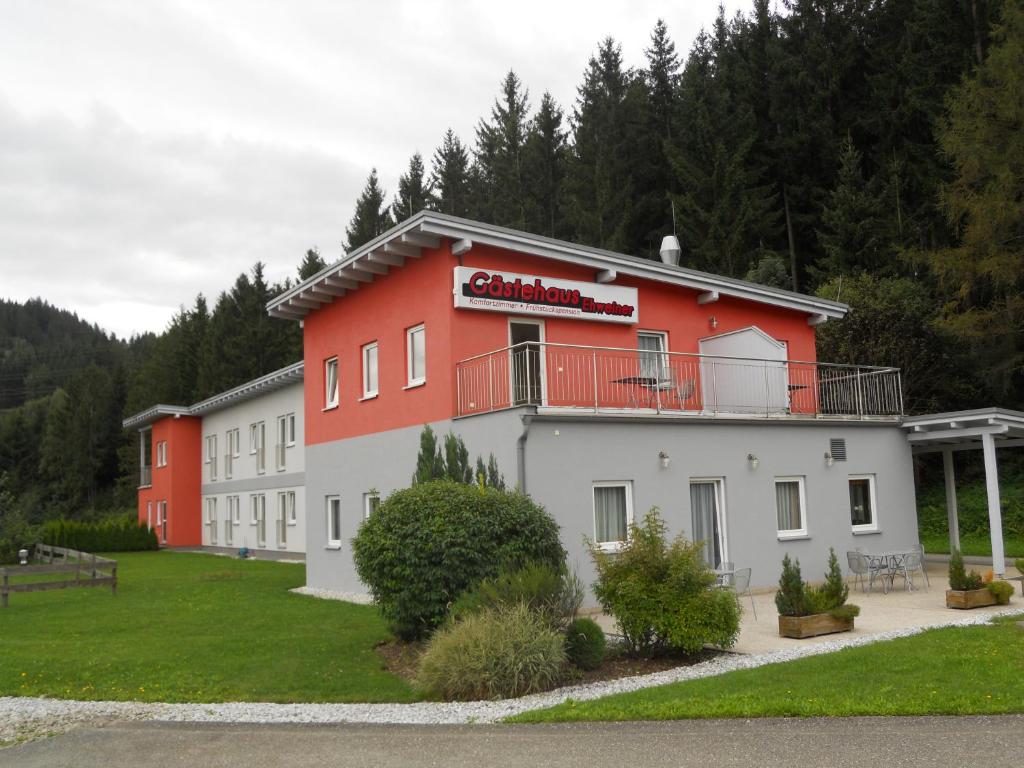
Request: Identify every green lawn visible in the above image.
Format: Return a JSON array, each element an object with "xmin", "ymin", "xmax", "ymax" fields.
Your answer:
[
  {"xmin": 511, "ymin": 615, "xmax": 1024, "ymax": 722},
  {"xmin": 0, "ymin": 551, "xmax": 416, "ymax": 704},
  {"xmin": 921, "ymin": 532, "xmax": 1024, "ymax": 558}
]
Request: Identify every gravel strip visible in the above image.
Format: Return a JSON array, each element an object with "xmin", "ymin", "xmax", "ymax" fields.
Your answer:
[
  {"xmin": 290, "ymin": 586, "xmax": 374, "ymax": 604},
  {"xmin": 2, "ymin": 605, "xmax": 1019, "ymax": 742}
]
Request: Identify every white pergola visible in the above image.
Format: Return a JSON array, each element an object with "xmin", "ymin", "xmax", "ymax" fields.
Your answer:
[{"xmin": 904, "ymin": 408, "xmax": 1024, "ymax": 576}]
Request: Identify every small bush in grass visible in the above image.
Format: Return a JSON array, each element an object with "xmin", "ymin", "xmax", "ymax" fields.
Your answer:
[
  {"xmin": 949, "ymin": 549, "xmax": 984, "ymax": 591},
  {"xmin": 565, "ymin": 617, "xmax": 606, "ymax": 670},
  {"xmin": 987, "ymin": 580, "xmax": 1014, "ymax": 605},
  {"xmin": 352, "ymin": 481, "xmax": 565, "ymax": 640},
  {"xmin": 450, "ymin": 562, "xmax": 583, "ymax": 632},
  {"xmin": 415, "ymin": 602, "xmax": 567, "ymax": 700},
  {"xmin": 590, "ymin": 508, "xmax": 740, "ymax": 657}
]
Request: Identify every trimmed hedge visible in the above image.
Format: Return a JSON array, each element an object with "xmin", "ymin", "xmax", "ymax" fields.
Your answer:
[
  {"xmin": 352, "ymin": 481, "xmax": 565, "ymax": 639},
  {"xmin": 565, "ymin": 617, "xmax": 606, "ymax": 670},
  {"xmin": 39, "ymin": 517, "xmax": 158, "ymax": 553}
]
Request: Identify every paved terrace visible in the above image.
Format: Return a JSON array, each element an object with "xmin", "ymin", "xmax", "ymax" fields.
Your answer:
[{"xmin": 593, "ymin": 560, "xmax": 1023, "ymax": 654}]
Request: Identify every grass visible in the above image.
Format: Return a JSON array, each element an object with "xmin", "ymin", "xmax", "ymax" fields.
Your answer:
[
  {"xmin": 921, "ymin": 532, "xmax": 1024, "ymax": 558},
  {"xmin": 0, "ymin": 551, "xmax": 416, "ymax": 703},
  {"xmin": 510, "ymin": 615, "xmax": 1024, "ymax": 722}
]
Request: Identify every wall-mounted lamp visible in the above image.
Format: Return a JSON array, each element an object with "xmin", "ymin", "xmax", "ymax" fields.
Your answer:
[
  {"xmin": 658, "ymin": 450, "xmax": 671, "ymax": 469},
  {"xmin": 747, "ymin": 453, "xmax": 759, "ymax": 470},
  {"xmin": 709, "ymin": 315, "xmax": 718, "ymax": 330},
  {"xmin": 824, "ymin": 451, "xmax": 835, "ymax": 468},
  {"xmin": 18, "ymin": 548, "xmax": 28, "ymax": 566}
]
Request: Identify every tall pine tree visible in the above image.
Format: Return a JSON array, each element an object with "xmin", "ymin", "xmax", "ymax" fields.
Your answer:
[
  {"xmin": 391, "ymin": 152, "xmax": 433, "ymax": 221},
  {"xmin": 430, "ymin": 129, "xmax": 472, "ymax": 217},
  {"xmin": 344, "ymin": 168, "xmax": 394, "ymax": 251}
]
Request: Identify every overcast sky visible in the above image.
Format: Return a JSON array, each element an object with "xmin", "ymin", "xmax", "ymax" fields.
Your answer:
[{"xmin": 0, "ymin": 0, "xmax": 744, "ymax": 339}]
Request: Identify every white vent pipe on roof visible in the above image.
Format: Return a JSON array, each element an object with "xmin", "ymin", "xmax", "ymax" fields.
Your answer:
[{"xmin": 659, "ymin": 235, "xmax": 681, "ymax": 266}]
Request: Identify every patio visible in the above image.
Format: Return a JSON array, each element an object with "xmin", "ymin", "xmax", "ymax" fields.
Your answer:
[{"xmin": 592, "ymin": 560, "xmax": 1023, "ymax": 655}]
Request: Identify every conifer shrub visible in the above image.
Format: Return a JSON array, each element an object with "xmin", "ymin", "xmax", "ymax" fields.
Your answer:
[
  {"xmin": 565, "ymin": 617, "xmax": 606, "ymax": 671},
  {"xmin": 775, "ymin": 554, "xmax": 808, "ymax": 617},
  {"xmin": 948, "ymin": 549, "xmax": 984, "ymax": 591},
  {"xmin": 450, "ymin": 561, "xmax": 583, "ymax": 632},
  {"xmin": 352, "ymin": 481, "xmax": 565, "ymax": 640},
  {"xmin": 777, "ymin": 549, "xmax": 860, "ymax": 619},
  {"xmin": 590, "ymin": 508, "xmax": 740, "ymax": 657},
  {"xmin": 415, "ymin": 602, "xmax": 567, "ymax": 701}
]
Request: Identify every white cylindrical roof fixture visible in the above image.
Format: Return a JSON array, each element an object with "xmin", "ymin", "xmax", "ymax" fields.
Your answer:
[{"xmin": 659, "ymin": 235, "xmax": 681, "ymax": 266}]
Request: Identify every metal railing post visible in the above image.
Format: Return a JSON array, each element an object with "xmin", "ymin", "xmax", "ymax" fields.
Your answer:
[
  {"xmin": 855, "ymin": 367, "xmax": 864, "ymax": 418},
  {"xmin": 711, "ymin": 361, "xmax": 719, "ymax": 413},
  {"xmin": 488, "ymin": 356, "xmax": 494, "ymax": 411},
  {"xmin": 592, "ymin": 349, "xmax": 599, "ymax": 412},
  {"xmin": 763, "ymin": 362, "xmax": 771, "ymax": 416}
]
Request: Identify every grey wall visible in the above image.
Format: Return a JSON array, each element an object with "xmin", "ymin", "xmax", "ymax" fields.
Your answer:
[{"xmin": 305, "ymin": 411, "xmax": 917, "ymax": 607}]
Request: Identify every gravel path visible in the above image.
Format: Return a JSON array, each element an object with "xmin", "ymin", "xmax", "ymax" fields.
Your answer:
[{"xmin": 2, "ymin": 606, "xmax": 1019, "ymax": 745}]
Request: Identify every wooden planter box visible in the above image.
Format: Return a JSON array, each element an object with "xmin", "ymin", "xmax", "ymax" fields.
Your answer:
[
  {"xmin": 946, "ymin": 588, "xmax": 997, "ymax": 609},
  {"xmin": 778, "ymin": 613, "xmax": 855, "ymax": 639}
]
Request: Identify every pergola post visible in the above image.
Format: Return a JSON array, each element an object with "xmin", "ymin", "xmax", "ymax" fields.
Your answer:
[
  {"xmin": 981, "ymin": 432, "xmax": 1005, "ymax": 577},
  {"xmin": 942, "ymin": 448, "xmax": 961, "ymax": 553}
]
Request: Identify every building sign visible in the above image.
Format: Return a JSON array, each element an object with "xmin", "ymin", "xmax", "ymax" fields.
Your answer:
[{"xmin": 453, "ymin": 267, "xmax": 638, "ymax": 324}]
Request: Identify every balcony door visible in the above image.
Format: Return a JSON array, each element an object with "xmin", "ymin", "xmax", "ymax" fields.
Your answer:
[
  {"xmin": 509, "ymin": 319, "xmax": 545, "ymax": 406},
  {"xmin": 689, "ymin": 479, "xmax": 728, "ymax": 569}
]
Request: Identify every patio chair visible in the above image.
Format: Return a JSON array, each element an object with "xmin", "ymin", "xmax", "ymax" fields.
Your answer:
[
  {"xmin": 916, "ymin": 543, "xmax": 931, "ymax": 588},
  {"xmin": 895, "ymin": 550, "xmax": 926, "ymax": 592},
  {"xmin": 716, "ymin": 561, "xmax": 736, "ymax": 587},
  {"xmin": 847, "ymin": 550, "xmax": 870, "ymax": 592},
  {"xmin": 730, "ymin": 567, "xmax": 757, "ymax": 620},
  {"xmin": 653, "ymin": 372, "xmax": 696, "ymax": 409}
]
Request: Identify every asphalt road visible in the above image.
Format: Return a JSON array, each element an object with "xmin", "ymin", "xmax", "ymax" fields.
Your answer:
[{"xmin": 4, "ymin": 716, "xmax": 1021, "ymax": 768}]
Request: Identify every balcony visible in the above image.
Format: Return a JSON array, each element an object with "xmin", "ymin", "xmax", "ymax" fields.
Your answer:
[
  {"xmin": 455, "ymin": 343, "xmax": 902, "ymax": 420},
  {"xmin": 139, "ymin": 466, "xmax": 152, "ymax": 488}
]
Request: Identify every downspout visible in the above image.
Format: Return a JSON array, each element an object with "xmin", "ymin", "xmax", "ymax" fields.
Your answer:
[{"xmin": 517, "ymin": 413, "xmax": 533, "ymax": 494}]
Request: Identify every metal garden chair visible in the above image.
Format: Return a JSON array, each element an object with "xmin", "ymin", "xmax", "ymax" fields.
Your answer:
[{"xmin": 730, "ymin": 567, "xmax": 756, "ymax": 620}]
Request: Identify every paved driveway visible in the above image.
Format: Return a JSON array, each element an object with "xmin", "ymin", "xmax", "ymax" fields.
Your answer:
[{"xmin": 4, "ymin": 716, "xmax": 1021, "ymax": 768}]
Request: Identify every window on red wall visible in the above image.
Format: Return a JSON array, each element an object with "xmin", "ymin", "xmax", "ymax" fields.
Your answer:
[
  {"xmin": 406, "ymin": 324, "xmax": 426, "ymax": 387},
  {"xmin": 325, "ymin": 357, "xmax": 339, "ymax": 408},
  {"xmin": 362, "ymin": 342, "xmax": 379, "ymax": 399}
]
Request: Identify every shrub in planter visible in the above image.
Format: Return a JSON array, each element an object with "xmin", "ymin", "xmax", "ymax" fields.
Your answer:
[
  {"xmin": 352, "ymin": 481, "xmax": 565, "ymax": 639},
  {"xmin": 776, "ymin": 549, "xmax": 859, "ymax": 638},
  {"xmin": 987, "ymin": 580, "xmax": 1014, "ymax": 605},
  {"xmin": 948, "ymin": 549, "xmax": 984, "ymax": 591},
  {"xmin": 590, "ymin": 508, "xmax": 740, "ymax": 657},
  {"xmin": 415, "ymin": 602, "xmax": 567, "ymax": 700},
  {"xmin": 450, "ymin": 561, "xmax": 583, "ymax": 632},
  {"xmin": 565, "ymin": 617, "xmax": 606, "ymax": 671}
]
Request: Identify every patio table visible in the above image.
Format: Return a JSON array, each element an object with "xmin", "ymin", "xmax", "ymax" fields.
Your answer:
[
  {"xmin": 611, "ymin": 376, "xmax": 662, "ymax": 408},
  {"xmin": 863, "ymin": 550, "xmax": 914, "ymax": 593}
]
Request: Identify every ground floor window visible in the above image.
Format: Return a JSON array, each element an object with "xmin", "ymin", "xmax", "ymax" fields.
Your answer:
[
  {"xmin": 593, "ymin": 482, "xmax": 632, "ymax": 550},
  {"xmin": 363, "ymin": 491, "xmax": 380, "ymax": 520},
  {"xmin": 159, "ymin": 500, "xmax": 168, "ymax": 544},
  {"xmin": 146, "ymin": 501, "xmax": 152, "ymax": 531},
  {"xmin": 849, "ymin": 475, "xmax": 877, "ymax": 531},
  {"xmin": 690, "ymin": 478, "xmax": 726, "ymax": 569},
  {"xmin": 326, "ymin": 496, "xmax": 342, "ymax": 547},
  {"xmin": 206, "ymin": 498, "xmax": 217, "ymax": 545},
  {"xmin": 775, "ymin": 476, "xmax": 807, "ymax": 538},
  {"xmin": 251, "ymin": 494, "xmax": 266, "ymax": 548}
]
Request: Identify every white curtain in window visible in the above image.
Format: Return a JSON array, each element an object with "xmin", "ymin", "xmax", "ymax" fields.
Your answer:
[
  {"xmin": 594, "ymin": 486, "xmax": 627, "ymax": 543},
  {"xmin": 690, "ymin": 482, "xmax": 721, "ymax": 567},
  {"xmin": 638, "ymin": 334, "xmax": 665, "ymax": 380},
  {"xmin": 776, "ymin": 481, "xmax": 802, "ymax": 531}
]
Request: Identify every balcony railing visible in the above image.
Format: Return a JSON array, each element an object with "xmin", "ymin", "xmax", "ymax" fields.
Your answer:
[
  {"xmin": 139, "ymin": 466, "xmax": 152, "ymax": 488},
  {"xmin": 275, "ymin": 443, "xmax": 286, "ymax": 472},
  {"xmin": 455, "ymin": 342, "xmax": 902, "ymax": 420}
]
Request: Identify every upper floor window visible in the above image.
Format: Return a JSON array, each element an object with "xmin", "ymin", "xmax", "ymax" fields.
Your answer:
[
  {"xmin": 325, "ymin": 357, "xmax": 339, "ymax": 409},
  {"xmin": 286, "ymin": 414, "xmax": 296, "ymax": 446},
  {"xmin": 406, "ymin": 324, "xmax": 426, "ymax": 387},
  {"xmin": 775, "ymin": 476, "xmax": 808, "ymax": 538},
  {"xmin": 205, "ymin": 435, "xmax": 217, "ymax": 481},
  {"xmin": 637, "ymin": 331, "xmax": 668, "ymax": 380},
  {"xmin": 275, "ymin": 415, "xmax": 289, "ymax": 472},
  {"xmin": 228, "ymin": 428, "xmax": 240, "ymax": 458},
  {"xmin": 362, "ymin": 342, "xmax": 379, "ymax": 399},
  {"xmin": 251, "ymin": 421, "xmax": 266, "ymax": 474},
  {"xmin": 155, "ymin": 441, "xmax": 168, "ymax": 467}
]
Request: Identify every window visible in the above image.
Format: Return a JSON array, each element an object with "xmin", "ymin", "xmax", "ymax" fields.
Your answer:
[
  {"xmin": 363, "ymin": 491, "xmax": 380, "ymax": 520},
  {"xmin": 206, "ymin": 498, "xmax": 218, "ymax": 545},
  {"xmin": 277, "ymin": 491, "xmax": 293, "ymax": 547},
  {"xmin": 326, "ymin": 496, "xmax": 342, "ymax": 547},
  {"xmin": 276, "ymin": 416, "xmax": 287, "ymax": 472},
  {"xmin": 224, "ymin": 500, "xmax": 234, "ymax": 546},
  {"xmin": 229, "ymin": 495, "xmax": 241, "ymax": 525},
  {"xmin": 206, "ymin": 435, "xmax": 217, "ymax": 481},
  {"xmin": 146, "ymin": 501, "xmax": 153, "ymax": 531},
  {"xmin": 155, "ymin": 441, "xmax": 168, "ymax": 467},
  {"xmin": 286, "ymin": 414, "xmax": 296, "ymax": 446},
  {"xmin": 159, "ymin": 500, "xmax": 168, "ymax": 544},
  {"xmin": 406, "ymin": 324, "xmax": 426, "ymax": 386},
  {"xmin": 637, "ymin": 331, "xmax": 668, "ymax": 380},
  {"xmin": 361, "ymin": 342, "xmax": 379, "ymax": 399},
  {"xmin": 690, "ymin": 478, "xmax": 727, "ymax": 569},
  {"xmin": 849, "ymin": 475, "xmax": 877, "ymax": 531},
  {"xmin": 249, "ymin": 424, "xmax": 259, "ymax": 455},
  {"xmin": 229, "ymin": 428, "xmax": 240, "ymax": 458},
  {"xmin": 593, "ymin": 482, "xmax": 633, "ymax": 550},
  {"xmin": 775, "ymin": 476, "xmax": 807, "ymax": 538},
  {"xmin": 286, "ymin": 490, "xmax": 297, "ymax": 524},
  {"xmin": 254, "ymin": 494, "xmax": 266, "ymax": 548},
  {"xmin": 253, "ymin": 421, "xmax": 265, "ymax": 474},
  {"xmin": 325, "ymin": 357, "xmax": 339, "ymax": 408},
  {"xmin": 250, "ymin": 494, "xmax": 260, "ymax": 524}
]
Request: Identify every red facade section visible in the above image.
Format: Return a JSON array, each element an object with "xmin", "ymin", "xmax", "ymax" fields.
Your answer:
[
  {"xmin": 136, "ymin": 415, "xmax": 203, "ymax": 547},
  {"xmin": 303, "ymin": 239, "xmax": 819, "ymax": 446}
]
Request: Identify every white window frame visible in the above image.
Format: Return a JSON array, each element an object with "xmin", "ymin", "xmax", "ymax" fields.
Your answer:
[
  {"xmin": 405, "ymin": 324, "xmax": 426, "ymax": 388},
  {"xmin": 592, "ymin": 481, "xmax": 634, "ymax": 552},
  {"xmin": 249, "ymin": 424, "xmax": 259, "ymax": 455},
  {"xmin": 276, "ymin": 415, "xmax": 287, "ymax": 472},
  {"xmin": 155, "ymin": 441, "xmax": 167, "ymax": 467},
  {"xmin": 363, "ymin": 491, "xmax": 380, "ymax": 521},
  {"xmin": 255, "ymin": 421, "xmax": 265, "ymax": 475},
  {"xmin": 774, "ymin": 476, "xmax": 808, "ymax": 539},
  {"xmin": 206, "ymin": 497, "xmax": 218, "ymax": 545},
  {"xmin": 254, "ymin": 493, "xmax": 266, "ymax": 548},
  {"xmin": 361, "ymin": 341, "xmax": 379, "ymax": 399},
  {"xmin": 229, "ymin": 428, "xmax": 240, "ymax": 458},
  {"xmin": 286, "ymin": 490, "xmax": 297, "ymax": 525},
  {"xmin": 230, "ymin": 495, "xmax": 241, "ymax": 525},
  {"xmin": 146, "ymin": 501, "xmax": 153, "ymax": 531},
  {"xmin": 250, "ymin": 494, "xmax": 259, "ymax": 525},
  {"xmin": 286, "ymin": 414, "xmax": 296, "ymax": 447},
  {"xmin": 689, "ymin": 476, "xmax": 729, "ymax": 567},
  {"xmin": 206, "ymin": 435, "xmax": 217, "ymax": 481},
  {"xmin": 326, "ymin": 495, "xmax": 342, "ymax": 548},
  {"xmin": 325, "ymin": 357, "xmax": 339, "ymax": 409},
  {"xmin": 848, "ymin": 474, "xmax": 879, "ymax": 533},
  {"xmin": 637, "ymin": 330, "xmax": 669, "ymax": 380}
]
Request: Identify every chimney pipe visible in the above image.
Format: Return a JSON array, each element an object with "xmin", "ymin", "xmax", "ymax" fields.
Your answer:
[{"xmin": 659, "ymin": 235, "xmax": 681, "ymax": 266}]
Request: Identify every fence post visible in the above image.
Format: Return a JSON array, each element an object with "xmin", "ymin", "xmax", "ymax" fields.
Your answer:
[
  {"xmin": 2, "ymin": 570, "xmax": 8, "ymax": 608},
  {"xmin": 111, "ymin": 563, "xmax": 118, "ymax": 597}
]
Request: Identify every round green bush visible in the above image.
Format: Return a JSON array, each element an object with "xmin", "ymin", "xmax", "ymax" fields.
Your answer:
[
  {"xmin": 565, "ymin": 617, "xmax": 606, "ymax": 670},
  {"xmin": 352, "ymin": 481, "xmax": 565, "ymax": 639},
  {"xmin": 415, "ymin": 602, "xmax": 567, "ymax": 701}
]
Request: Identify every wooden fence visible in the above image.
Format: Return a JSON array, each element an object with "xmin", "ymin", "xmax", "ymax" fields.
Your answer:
[{"xmin": 1, "ymin": 543, "xmax": 117, "ymax": 608}]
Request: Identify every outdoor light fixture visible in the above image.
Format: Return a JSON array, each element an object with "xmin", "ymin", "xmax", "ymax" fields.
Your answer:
[
  {"xmin": 747, "ymin": 453, "xmax": 760, "ymax": 470},
  {"xmin": 18, "ymin": 548, "xmax": 28, "ymax": 566},
  {"xmin": 709, "ymin": 315, "xmax": 718, "ymax": 330},
  {"xmin": 824, "ymin": 451, "xmax": 835, "ymax": 468},
  {"xmin": 659, "ymin": 450, "xmax": 671, "ymax": 469}
]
